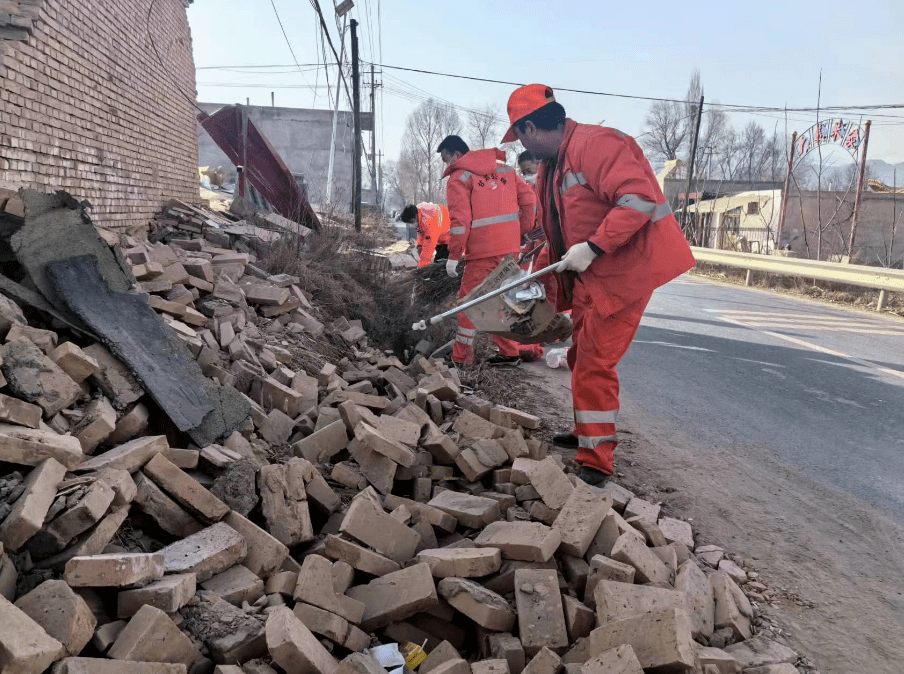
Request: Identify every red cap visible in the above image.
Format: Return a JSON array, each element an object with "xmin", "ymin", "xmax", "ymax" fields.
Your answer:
[{"xmin": 501, "ymin": 84, "xmax": 556, "ymax": 143}]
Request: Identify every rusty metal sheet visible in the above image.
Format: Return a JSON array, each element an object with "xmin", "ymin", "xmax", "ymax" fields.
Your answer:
[{"xmin": 198, "ymin": 105, "xmax": 321, "ymax": 231}]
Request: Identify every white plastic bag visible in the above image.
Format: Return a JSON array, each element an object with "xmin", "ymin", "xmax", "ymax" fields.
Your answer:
[{"xmin": 545, "ymin": 347, "xmax": 569, "ymax": 369}]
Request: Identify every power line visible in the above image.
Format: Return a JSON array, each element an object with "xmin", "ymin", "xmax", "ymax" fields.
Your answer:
[
  {"xmin": 309, "ymin": 0, "xmax": 353, "ymax": 108},
  {"xmin": 368, "ymin": 61, "xmax": 904, "ymax": 115},
  {"xmin": 269, "ymin": 0, "xmax": 318, "ymax": 96}
]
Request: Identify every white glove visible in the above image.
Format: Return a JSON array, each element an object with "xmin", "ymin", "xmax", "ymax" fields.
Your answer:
[
  {"xmin": 446, "ymin": 258, "xmax": 460, "ymax": 278},
  {"xmin": 557, "ymin": 242, "xmax": 598, "ymax": 273}
]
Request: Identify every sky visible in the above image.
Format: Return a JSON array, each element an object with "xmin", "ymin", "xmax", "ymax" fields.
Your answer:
[{"xmin": 187, "ymin": 0, "xmax": 904, "ymax": 173}]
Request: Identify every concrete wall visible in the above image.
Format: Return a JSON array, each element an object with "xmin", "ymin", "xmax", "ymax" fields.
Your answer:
[
  {"xmin": 197, "ymin": 103, "xmax": 376, "ymax": 211},
  {"xmin": 0, "ymin": 0, "xmax": 199, "ymax": 228},
  {"xmin": 781, "ymin": 191, "xmax": 904, "ymax": 266}
]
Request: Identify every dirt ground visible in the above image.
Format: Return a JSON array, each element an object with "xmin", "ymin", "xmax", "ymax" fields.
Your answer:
[{"xmin": 480, "ymin": 359, "xmax": 904, "ymax": 674}]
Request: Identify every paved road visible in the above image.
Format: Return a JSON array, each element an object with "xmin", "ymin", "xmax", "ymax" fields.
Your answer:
[{"xmin": 620, "ymin": 276, "xmax": 904, "ymax": 517}]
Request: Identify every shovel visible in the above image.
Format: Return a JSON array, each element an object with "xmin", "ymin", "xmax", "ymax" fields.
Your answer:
[{"xmin": 411, "ymin": 261, "xmax": 562, "ymax": 331}]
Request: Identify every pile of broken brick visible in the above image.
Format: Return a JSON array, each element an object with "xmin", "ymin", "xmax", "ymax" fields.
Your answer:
[{"xmin": 0, "ymin": 190, "xmax": 809, "ymax": 674}]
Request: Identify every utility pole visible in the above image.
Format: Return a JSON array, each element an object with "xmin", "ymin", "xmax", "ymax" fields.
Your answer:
[
  {"xmin": 848, "ymin": 119, "xmax": 872, "ymax": 261},
  {"xmin": 350, "ymin": 19, "xmax": 362, "ymax": 231},
  {"xmin": 776, "ymin": 131, "xmax": 798, "ymax": 249},
  {"xmin": 370, "ymin": 64, "xmax": 377, "ymax": 208},
  {"xmin": 325, "ymin": 14, "xmax": 348, "ymax": 208},
  {"xmin": 682, "ymin": 96, "xmax": 704, "ymax": 243}
]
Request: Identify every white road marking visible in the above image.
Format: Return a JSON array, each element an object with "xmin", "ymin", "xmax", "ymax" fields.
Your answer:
[
  {"xmin": 710, "ymin": 313, "xmax": 904, "ymax": 384},
  {"xmin": 634, "ymin": 340, "xmax": 715, "ymax": 352}
]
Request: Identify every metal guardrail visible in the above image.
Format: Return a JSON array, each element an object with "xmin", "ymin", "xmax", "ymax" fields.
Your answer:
[{"xmin": 690, "ymin": 246, "xmax": 904, "ymax": 310}]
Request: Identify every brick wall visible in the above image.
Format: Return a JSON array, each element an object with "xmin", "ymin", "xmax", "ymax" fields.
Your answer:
[{"xmin": 0, "ymin": 0, "xmax": 199, "ymax": 228}]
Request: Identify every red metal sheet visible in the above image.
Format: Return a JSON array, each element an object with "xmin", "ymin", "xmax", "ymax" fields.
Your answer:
[{"xmin": 198, "ymin": 105, "xmax": 320, "ymax": 231}]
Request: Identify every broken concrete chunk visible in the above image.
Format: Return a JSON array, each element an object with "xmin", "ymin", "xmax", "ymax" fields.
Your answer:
[
  {"xmin": 223, "ymin": 512, "xmax": 288, "ymax": 580},
  {"xmin": 429, "ymin": 490, "xmax": 500, "ymax": 530},
  {"xmin": 293, "ymin": 554, "xmax": 364, "ymax": 623},
  {"xmin": 133, "ymin": 473, "xmax": 204, "ymax": 538},
  {"xmin": 64, "ymin": 552, "xmax": 164, "ymax": 587},
  {"xmin": 583, "ymin": 556, "xmax": 635, "ymax": 609},
  {"xmin": 552, "ymin": 485, "xmax": 611, "ymax": 558},
  {"xmin": 258, "ymin": 462, "xmax": 314, "ymax": 547},
  {"xmin": 266, "ymin": 607, "xmax": 339, "ymax": 674},
  {"xmin": 0, "ymin": 339, "xmax": 81, "ymax": 416},
  {"xmin": 33, "ymin": 478, "xmax": 116, "ymax": 556},
  {"xmin": 0, "ymin": 594, "xmax": 66, "ymax": 674},
  {"xmin": 14, "ymin": 579, "xmax": 97, "ymax": 656},
  {"xmin": 588, "ymin": 608, "xmax": 695, "ymax": 672},
  {"xmin": 346, "ymin": 563, "xmax": 439, "ymax": 631},
  {"xmin": 675, "ymin": 560, "xmax": 714, "ymax": 639},
  {"xmin": 53, "ymin": 658, "xmax": 187, "ymax": 674},
  {"xmin": 293, "ymin": 420, "xmax": 349, "ymax": 464},
  {"xmin": 143, "ymin": 453, "xmax": 229, "ymax": 523},
  {"xmin": 323, "ymin": 535, "xmax": 400, "ymax": 577},
  {"xmin": 522, "ymin": 647, "xmax": 562, "ymax": 674},
  {"xmin": 117, "ymin": 573, "xmax": 197, "ymax": 618},
  {"xmin": 76, "ymin": 435, "xmax": 168, "ymax": 473},
  {"xmin": 475, "ymin": 522, "xmax": 561, "ymax": 562},
  {"xmin": 580, "ymin": 645, "xmax": 643, "ymax": 674},
  {"xmin": 594, "ymin": 580, "xmax": 687, "ymax": 626},
  {"xmin": 657, "ymin": 517, "xmax": 694, "ymax": 550},
  {"xmin": 82, "ymin": 344, "xmax": 144, "ymax": 410},
  {"xmin": 417, "ymin": 547, "xmax": 502, "ymax": 578},
  {"xmin": 108, "ymin": 605, "xmax": 200, "ymax": 670},
  {"xmin": 623, "ymin": 497, "xmax": 659, "ymax": 524},
  {"xmin": 202, "ymin": 565, "xmax": 265, "ymax": 606},
  {"xmin": 0, "ymin": 457, "xmax": 67, "ymax": 550},
  {"xmin": 439, "ymin": 577, "xmax": 516, "ymax": 631},
  {"xmin": 339, "ymin": 498, "xmax": 420, "ymax": 564},
  {"xmin": 514, "ymin": 568, "xmax": 569, "ymax": 656},
  {"xmin": 354, "ymin": 421, "xmax": 416, "ymax": 467},
  {"xmin": 180, "ymin": 591, "xmax": 267, "ymax": 663},
  {"xmin": 609, "ymin": 532, "xmax": 671, "ymax": 584},
  {"xmin": 0, "ymin": 423, "xmax": 84, "ymax": 470},
  {"xmin": 0, "ymin": 392, "xmax": 42, "ymax": 429},
  {"xmin": 528, "ymin": 458, "xmax": 574, "ymax": 510},
  {"xmin": 710, "ymin": 571, "xmax": 752, "ymax": 640},
  {"xmin": 160, "ymin": 522, "xmax": 247, "ymax": 582}
]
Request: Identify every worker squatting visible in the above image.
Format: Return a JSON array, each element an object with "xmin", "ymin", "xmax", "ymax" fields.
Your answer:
[{"xmin": 403, "ymin": 84, "xmax": 694, "ymax": 488}]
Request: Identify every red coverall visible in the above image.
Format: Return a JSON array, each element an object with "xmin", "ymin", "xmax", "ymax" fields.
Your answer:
[
  {"xmin": 536, "ymin": 120, "xmax": 695, "ymax": 474},
  {"xmin": 444, "ymin": 149, "xmax": 537, "ymax": 365},
  {"xmin": 414, "ymin": 203, "xmax": 451, "ymax": 268}
]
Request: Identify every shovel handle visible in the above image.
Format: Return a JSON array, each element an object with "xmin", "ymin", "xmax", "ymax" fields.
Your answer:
[{"xmin": 414, "ymin": 261, "xmax": 562, "ymax": 330}]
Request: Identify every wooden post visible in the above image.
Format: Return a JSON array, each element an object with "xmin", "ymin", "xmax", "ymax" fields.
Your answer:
[
  {"xmin": 682, "ymin": 96, "xmax": 704, "ymax": 242},
  {"xmin": 351, "ymin": 19, "xmax": 361, "ymax": 231},
  {"xmin": 848, "ymin": 120, "xmax": 872, "ymax": 261},
  {"xmin": 776, "ymin": 131, "xmax": 797, "ymax": 250}
]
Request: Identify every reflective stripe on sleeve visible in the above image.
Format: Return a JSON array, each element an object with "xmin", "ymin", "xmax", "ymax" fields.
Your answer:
[
  {"xmin": 652, "ymin": 201, "xmax": 673, "ymax": 222},
  {"xmin": 450, "ymin": 226, "xmax": 466, "ymax": 235},
  {"xmin": 560, "ymin": 171, "xmax": 587, "ymax": 196},
  {"xmin": 616, "ymin": 194, "xmax": 657, "ymax": 216},
  {"xmin": 471, "ymin": 213, "xmax": 519, "ymax": 228},
  {"xmin": 457, "ymin": 327, "xmax": 477, "ymax": 336},
  {"xmin": 459, "ymin": 171, "xmax": 473, "ymax": 182}
]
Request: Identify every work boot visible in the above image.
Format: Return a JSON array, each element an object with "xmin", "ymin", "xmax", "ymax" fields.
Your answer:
[
  {"xmin": 486, "ymin": 354, "xmax": 521, "ymax": 366},
  {"xmin": 553, "ymin": 432, "xmax": 578, "ymax": 449},
  {"xmin": 576, "ymin": 466, "xmax": 610, "ymax": 488}
]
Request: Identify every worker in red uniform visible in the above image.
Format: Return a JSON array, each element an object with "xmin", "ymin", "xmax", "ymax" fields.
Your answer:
[
  {"xmin": 438, "ymin": 135, "xmax": 537, "ymax": 366},
  {"xmin": 501, "ymin": 84, "xmax": 695, "ymax": 486},
  {"xmin": 401, "ymin": 203, "xmax": 451, "ymax": 268}
]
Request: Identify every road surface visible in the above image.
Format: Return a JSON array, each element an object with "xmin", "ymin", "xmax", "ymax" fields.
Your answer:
[
  {"xmin": 521, "ymin": 274, "xmax": 904, "ymax": 673},
  {"xmin": 625, "ymin": 276, "xmax": 904, "ymax": 516}
]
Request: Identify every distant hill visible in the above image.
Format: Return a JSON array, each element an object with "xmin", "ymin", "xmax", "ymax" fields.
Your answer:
[{"xmin": 867, "ymin": 159, "xmax": 904, "ymax": 188}]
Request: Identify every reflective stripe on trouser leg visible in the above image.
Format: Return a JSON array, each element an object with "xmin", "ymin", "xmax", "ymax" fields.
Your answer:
[
  {"xmin": 451, "ymin": 254, "xmax": 511, "ymax": 365},
  {"xmin": 569, "ymin": 287, "xmax": 651, "ymax": 474}
]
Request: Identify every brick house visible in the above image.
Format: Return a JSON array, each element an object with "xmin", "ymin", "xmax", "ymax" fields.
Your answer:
[{"xmin": 0, "ymin": 0, "xmax": 200, "ymax": 229}]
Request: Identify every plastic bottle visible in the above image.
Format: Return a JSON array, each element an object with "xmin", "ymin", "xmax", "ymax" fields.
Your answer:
[{"xmin": 545, "ymin": 347, "xmax": 569, "ymax": 369}]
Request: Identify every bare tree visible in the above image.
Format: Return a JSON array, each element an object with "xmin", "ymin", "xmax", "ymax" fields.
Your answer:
[
  {"xmin": 467, "ymin": 103, "xmax": 502, "ymax": 149},
  {"xmin": 641, "ymin": 100, "xmax": 688, "ymax": 166},
  {"xmin": 398, "ymin": 99, "xmax": 463, "ymax": 205},
  {"xmin": 738, "ymin": 121, "xmax": 768, "ymax": 181},
  {"xmin": 714, "ymin": 128, "xmax": 743, "ymax": 180}
]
